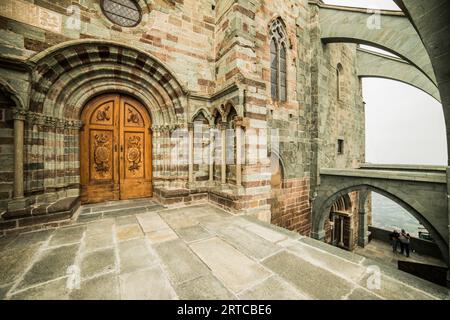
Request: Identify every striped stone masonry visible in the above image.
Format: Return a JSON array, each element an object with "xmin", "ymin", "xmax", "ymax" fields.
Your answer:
[{"xmin": 0, "ymin": 0, "xmax": 367, "ymax": 242}]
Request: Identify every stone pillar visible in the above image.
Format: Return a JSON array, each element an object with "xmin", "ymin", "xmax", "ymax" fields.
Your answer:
[
  {"xmin": 209, "ymin": 126, "xmax": 214, "ymax": 183},
  {"xmin": 13, "ymin": 115, "xmax": 25, "ymax": 198},
  {"xmin": 338, "ymin": 216, "xmax": 345, "ymax": 247},
  {"xmin": 188, "ymin": 123, "xmax": 194, "ymax": 184},
  {"xmin": 220, "ymin": 123, "xmax": 226, "ymax": 185},
  {"xmin": 8, "ymin": 109, "xmax": 27, "ymax": 212},
  {"xmin": 358, "ymin": 191, "xmax": 369, "ymax": 248},
  {"xmin": 235, "ymin": 125, "xmax": 242, "ymax": 187}
]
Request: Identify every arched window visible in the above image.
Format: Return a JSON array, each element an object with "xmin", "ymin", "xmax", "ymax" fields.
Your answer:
[
  {"xmin": 270, "ymin": 40, "xmax": 278, "ymax": 100},
  {"xmin": 269, "ymin": 18, "xmax": 288, "ymax": 102}
]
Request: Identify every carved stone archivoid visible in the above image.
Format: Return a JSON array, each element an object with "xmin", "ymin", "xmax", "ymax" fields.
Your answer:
[
  {"xmin": 127, "ymin": 136, "xmax": 142, "ymax": 173},
  {"xmin": 94, "ymin": 133, "xmax": 110, "ymax": 174}
]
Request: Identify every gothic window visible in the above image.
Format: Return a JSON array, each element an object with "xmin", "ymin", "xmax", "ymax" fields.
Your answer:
[
  {"xmin": 279, "ymin": 44, "xmax": 287, "ymax": 102},
  {"xmin": 101, "ymin": 0, "xmax": 142, "ymax": 27},
  {"xmin": 270, "ymin": 40, "xmax": 278, "ymax": 100},
  {"xmin": 269, "ymin": 18, "xmax": 288, "ymax": 102}
]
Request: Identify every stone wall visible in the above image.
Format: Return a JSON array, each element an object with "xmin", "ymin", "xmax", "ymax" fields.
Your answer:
[
  {"xmin": 0, "ymin": 0, "xmax": 366, "ymax": 239},
  {"xmin": 0, "ymin": 90, "xmax": 14, "ymax": 210}
]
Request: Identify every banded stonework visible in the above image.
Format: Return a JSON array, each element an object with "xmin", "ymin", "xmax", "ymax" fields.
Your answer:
[{"xmin": 0, "ymin": 0, "xmax": 366, "ymax": 241}]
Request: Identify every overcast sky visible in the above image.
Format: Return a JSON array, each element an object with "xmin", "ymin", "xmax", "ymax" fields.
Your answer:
[{"xmin": 323, "ymin": 0, "xmax": 447, "ymax": 165}]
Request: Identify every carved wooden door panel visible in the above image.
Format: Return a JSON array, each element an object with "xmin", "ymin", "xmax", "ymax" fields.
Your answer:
[
  {"xmin": 80, "ymin": 94, "xmax": 152, "ymax": 204},
  {"xmin": 119, "ymin": 96, "xmax": 152, "ymax": 200}
]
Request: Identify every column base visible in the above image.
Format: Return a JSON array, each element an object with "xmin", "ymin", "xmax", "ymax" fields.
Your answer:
[
  {"xmin": 311, "ymin": 230, "xmax": 326, "ymax": 240},
  {"xmin": 7, "ymin": 197, "xmax": 28, "ymax": 212},
  {"xmin": 358, "ymin": 236, "xmax": 369, "ymax": 248}
]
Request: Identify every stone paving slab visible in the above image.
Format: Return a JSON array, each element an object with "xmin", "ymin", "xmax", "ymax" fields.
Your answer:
[
  {"xmin": 153, "ymin": 239, "xmax": 210, "ymax": 284},
  {"xmin": 69, "ymin": 274, "xmax": 120, "ymax": 300},
  {"xmin": 119, "ymin": 266, "xmax": 177, "ymax": 300},
  {"xmin": 175, "ymin": 225, "xmax": 212, "ymax": 243},
  {"xmin": 0, "ymin": 244, "xmax": 42, "ymax": 286},
  {"xmin": 136, "ymin": 212, "xmax": 169, "ymax": 233},
  {"xmin": 0, "ymin": 200, "xmax": 447, "ymax": 300},
  {"xmin": 84, "ymin": 231, "xmax": 114, "ymax": 253},
  {"xmin": 216, "ymin": 225, "xmax": 282, "ymax": 260},
  {"xmin": 146, "ymin": 228, "xmax": 178, "ymax": 244},
  {"xmin": 174, "ymin": 274, "xmax": 236, "ymax": 300},
  {"xmin": 49, "ymin": 226, "xmax": 85, "ymax": 247},
  {"xmin": 10, "ymin": 278, "xmax": 70, "ymax": 300},
  {"xmin": 237, "ymin": 276, "xmax": 308, "ymax": 300},
  {"xmin": 117, "ymin": 238, "xmax": 158, "ymax": 274},
  {"xmin": 0, "ymin": 284, "xmax": 12, "ymax": 300},
  {"xmin": 286, "ymin": 241, "xmax": 367, "ymax": 282},
  {"xmin": 262, "ymin": 251, "xmax": 356, "ymax": 300},
  {"xmin": 189, "ymin": 237, "xmax": 272, "ymax": 294},
  {"xmin": 6, "ymin": 229, "xmax": 53, "ymax": 250},
  {"xmin": 17, "ymin": 244, "xmax": 80, "ymax": 290},
  {"xmin": 115, "ymin": 224, "xmax": 144, "ymax": 242},
  {"xmin": 81, "ymin": 248, "xmax": 116, "ymax": 279},
  {"xmin": 245, "ymin": 223, "xmax": 288, "ymax": 243}
]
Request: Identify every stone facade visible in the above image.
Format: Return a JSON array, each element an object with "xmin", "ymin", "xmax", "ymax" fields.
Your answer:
[{"xmin": 0, "ymin": 0, "xmax": 365, "ymax": 241}]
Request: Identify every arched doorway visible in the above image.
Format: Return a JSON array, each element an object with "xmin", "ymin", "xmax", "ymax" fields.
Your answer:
[{"xmin": 80, "ymin": 94, "xmax": 152, "ymax": 204}]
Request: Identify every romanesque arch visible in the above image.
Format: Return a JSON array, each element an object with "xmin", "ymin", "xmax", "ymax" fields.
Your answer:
[
  {"xmin": 313, "ymin": 183, "xmax": 448, "ymax": 264},
  {"xmin": 28, "ymin": 39, "xmax": 186, "ymax": 126},
  {"xmin": 21, "ymin": 40, "xmax": 188, "ymax": 204}
]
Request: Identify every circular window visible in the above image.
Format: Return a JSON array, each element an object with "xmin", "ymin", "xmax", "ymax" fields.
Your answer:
[{"xmin": 101, "ymin": 0, "xmax": 142, "ymax": 28}]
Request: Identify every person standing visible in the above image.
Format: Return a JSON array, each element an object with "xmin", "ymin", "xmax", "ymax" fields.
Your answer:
[
  {"xmin": 389, "ymin": 229, "xmax": 400, "ymax": 253},
  {"xmin": 399, "ymin": 229, "xmax": 411, "ymax": 257}
]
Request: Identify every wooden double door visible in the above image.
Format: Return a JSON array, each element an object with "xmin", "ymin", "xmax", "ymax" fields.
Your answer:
[{"xmin": 80, "ymin": 94, "xmax": 152, "ymax": 204}]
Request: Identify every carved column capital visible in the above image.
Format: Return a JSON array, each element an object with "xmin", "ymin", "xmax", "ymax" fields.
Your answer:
[
  {"xmin": 234, "ymin": 116, "xmax": 250, "ymax": 128},
  {"xmin": 12, "ymin": 108, "xmax": 27, "ymax": 121}
]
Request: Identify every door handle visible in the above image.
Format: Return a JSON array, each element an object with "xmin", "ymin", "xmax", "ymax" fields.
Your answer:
[
  {"xmin": 115, "ymin": 144, "xmax": 118, "ymax": 152},
  {"xmin": 120, "ymin": 145, "xmax": 124, "ymax": 152}
]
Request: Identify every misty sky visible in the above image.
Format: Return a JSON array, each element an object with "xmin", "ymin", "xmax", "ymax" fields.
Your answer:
[{"xmin": 323, "ymin": 0, "xmax": 447, "ymax": 165}]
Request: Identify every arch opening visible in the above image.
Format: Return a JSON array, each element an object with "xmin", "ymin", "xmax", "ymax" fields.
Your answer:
[{"xmin": 313, "ymin": 185, "xmax": 449, "ymax": 265}]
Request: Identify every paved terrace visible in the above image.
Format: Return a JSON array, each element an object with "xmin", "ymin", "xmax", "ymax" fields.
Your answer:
[{"xmin": 0, "ymin": 200, "xmax": 448, "ymax": 300}]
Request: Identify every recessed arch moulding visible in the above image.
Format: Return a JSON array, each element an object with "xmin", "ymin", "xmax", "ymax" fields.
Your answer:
[{"xmin": 14, "ymin": 40, "xmax": 258, "ymax": 218}]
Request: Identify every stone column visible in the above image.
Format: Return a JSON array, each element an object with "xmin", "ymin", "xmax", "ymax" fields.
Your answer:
[
  {"xmin": 338, "ymin": 216, "xmax": 345, "ymax": 247},
  {"xmin": 235, "ymin": 125, "xmax": 242, "ymax": 187},
  {"xmin": 209, "ymin": 126, "xmax": 214, "ymax": 183},
  {"xmin": 188, "ymin": 123, "xmax": 194, "ymax": 184},
  {"xmin": 234, "ymin": 117, "xmax": 248, "ymax": 188},
  {"xmin": 13, "ymin": 110, "xmax": 25, "ymax": 199},
  {"xmin": 358, "ymin": 191, "xmax": 369, "ymax": 247},
  {"xmin": 8, "ymin": 109, "xmax": 27, "ymax": 212},
  {"xmin": 220, "ymin": 123, "xmax": 226, "ymax": 185}
]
